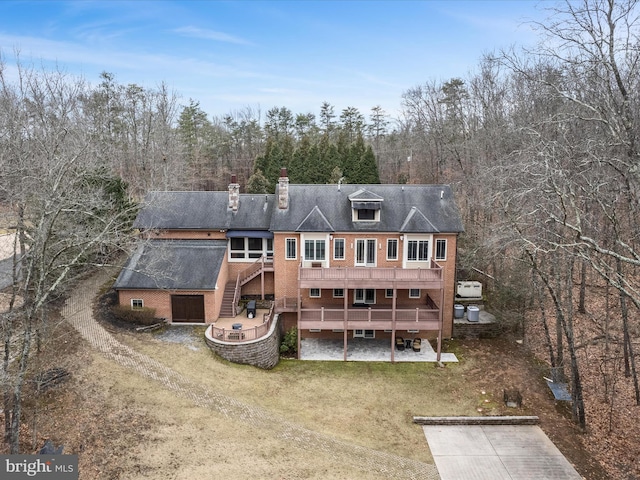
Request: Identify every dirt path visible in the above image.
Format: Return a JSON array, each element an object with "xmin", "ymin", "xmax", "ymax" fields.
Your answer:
[{"xmin": 62, "ymin": 270, "xmax": 439, "ymax": 480}]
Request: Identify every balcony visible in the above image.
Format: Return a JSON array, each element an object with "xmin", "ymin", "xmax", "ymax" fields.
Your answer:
[
  {"xmin": 298, "ymin": 304, "xmax": 441, "ymax": 332},
  {"xmin": 298, "ymin": 260, "xmax": 443, "ymax": 290}
]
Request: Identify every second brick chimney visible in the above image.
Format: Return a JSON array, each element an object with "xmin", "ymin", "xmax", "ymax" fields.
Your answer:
[
  {"xmin": 228, "ymin": 174, "xmax": 240, "ymax": 211},
  {"xmin": 278, "ymin": 168, "xmax": 289, "ymax": 210}
]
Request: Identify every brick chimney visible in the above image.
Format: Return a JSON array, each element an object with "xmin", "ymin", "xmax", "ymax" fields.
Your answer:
[
  {"xmin": 228, "ymin": 174, "xmax": 239, "ymax": 211},
  {"xmin": 278, "ymin": 168, "xmax": 289, "ymax": 210}
]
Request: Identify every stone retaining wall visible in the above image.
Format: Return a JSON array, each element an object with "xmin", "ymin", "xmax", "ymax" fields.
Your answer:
[
  {"xmin": 453, "ymin": 308, "xmax": 502, "ymax": 339},
  {"xmin": 205, "ymin": 315, "xmax": 281, "ymax": 369},
  {"xmin": 453, "ymin": 319, "xmax": 502, "ymax": 339},
  {"xmin": 413, "ymin": 416, "xmax": 540, "ymax": 425}
]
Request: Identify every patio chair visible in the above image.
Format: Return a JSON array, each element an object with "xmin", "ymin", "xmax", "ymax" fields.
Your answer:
[
  {"xmin": 396, "ymin": 336, "xmax": 405, "ymax": 351},
  {"xmin": 412, "ymin": 338, "xmax": 422, "ymax": 352}
]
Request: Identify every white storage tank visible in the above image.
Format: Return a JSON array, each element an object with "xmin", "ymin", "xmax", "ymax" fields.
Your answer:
[{"xmin": 457, "ymin": 281, "xmax": 482, "ymax": 299}]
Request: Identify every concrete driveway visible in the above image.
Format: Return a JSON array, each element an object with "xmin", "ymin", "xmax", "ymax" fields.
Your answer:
[{"xmin": 417, "ymin": 417, "xmax": 583, "ymax": 480}]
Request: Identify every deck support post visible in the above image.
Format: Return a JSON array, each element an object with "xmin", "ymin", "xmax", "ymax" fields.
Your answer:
[
  {"xmin": 437, "ymin": 285, "xmax": 444, "ymax": 362},
  {"xmin": 391, "ymin": 287, "xmax": 397, "ymax": 362},
  {"xmin": 297, "ymin": 264, "xmax": 302, "ymax": 359},
  {"xmin": 343, "ymin": 281, "xmax": 348, "ymax": 361}
]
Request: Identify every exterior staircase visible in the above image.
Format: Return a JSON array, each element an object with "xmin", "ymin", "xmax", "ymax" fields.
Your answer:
[
  {"xmin": 219, "ymin": 282, "xmax": 237, "ymax": 318},
  {"xmin": 219, "ymin": 256, "xmax": 275, "ymax": 318}
]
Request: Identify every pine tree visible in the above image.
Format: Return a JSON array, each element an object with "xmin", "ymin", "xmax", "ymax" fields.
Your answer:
[{"xmin": 246, "ymin": 169, "xmax": 272, "ymax": 194}]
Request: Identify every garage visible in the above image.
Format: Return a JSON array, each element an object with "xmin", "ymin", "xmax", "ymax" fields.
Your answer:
[{"xmin": 171, "ymin": 295, "xmax": 205, "ymax": 323}]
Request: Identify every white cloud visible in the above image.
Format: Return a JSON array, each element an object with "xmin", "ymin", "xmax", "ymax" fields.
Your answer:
[{"xmin": 173, "ymin": 26, "xmax": 254, "ymax": 46}]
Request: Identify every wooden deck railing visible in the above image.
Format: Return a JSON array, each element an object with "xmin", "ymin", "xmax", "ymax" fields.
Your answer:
[
  {"xmin": 299, "ymin": 260, "xmax": 443, "ymax": 282},
  {"xmin": 209, "ymin": 302, "xmax": 276, "ymax": 343},
  {"xmin": 274, "ymin": 296, "xmax": 298, "ymax": 312},
  {"xmin": 231, "ymin": 255, "xmax": 274, "ymax": 317},
  {"xmin": 298, "ymin": 306, "xmax": 440, "ymax": 323}
]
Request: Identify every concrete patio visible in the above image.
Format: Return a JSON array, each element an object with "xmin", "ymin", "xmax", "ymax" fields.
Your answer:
[{"xmin": 299, "ymin": 337, "xmax": 458, "ymax": 362}]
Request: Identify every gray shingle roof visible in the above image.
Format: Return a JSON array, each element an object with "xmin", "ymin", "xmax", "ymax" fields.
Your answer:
[
  {"xmin": 270, "ymin": 184, "xmax": 464, "ymax": 233},
  {"xmin": 296, "ymin": 206, "xmax": 334, "ymax": 232},
  {"xmin": 113, "ymin": 240, "xmax": 227, "ymax": 290},
  {"xmin": 134, "ymin": 191, "xmax": 274, "ymax": 231},
  {"xmin": 132, "ymin": 184, "xmax": 464, "ymax": 235}
]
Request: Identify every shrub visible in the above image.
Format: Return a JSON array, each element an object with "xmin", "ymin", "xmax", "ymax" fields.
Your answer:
[
  {"xmin": 280, "ymin": 327, "xmax": 298, "ymax": 356},
  {"xmin": 111, "ymin": 305, "xmax": 158, "ymax": 326}
]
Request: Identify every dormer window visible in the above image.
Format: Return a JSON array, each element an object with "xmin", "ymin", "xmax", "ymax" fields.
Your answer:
[
  {"xmin": 349, "ymin": 189, "xmax": 383, "ymax": 222},
  {"xmin": 357, "ymin": 209, "xmax": 376, "ymax": 221}
]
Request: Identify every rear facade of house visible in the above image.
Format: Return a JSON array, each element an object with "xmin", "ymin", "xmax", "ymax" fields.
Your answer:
[{"xmin": 114, "ymin": 170, "xmax": 464, "ymax": 359}]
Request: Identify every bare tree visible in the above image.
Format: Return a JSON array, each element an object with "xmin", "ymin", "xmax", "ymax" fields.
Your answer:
[{"xmin": 0, "ymin": 59, "xmax": 138, "ymax": 453}]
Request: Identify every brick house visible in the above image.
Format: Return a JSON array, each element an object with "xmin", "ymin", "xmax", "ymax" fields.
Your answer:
[{"xmin": 114, "ymin": 170, "xmax": 464, "ymax": 360}]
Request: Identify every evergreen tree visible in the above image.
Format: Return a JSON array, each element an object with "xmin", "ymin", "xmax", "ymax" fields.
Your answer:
[
  {"xmin": 319, "ymin": 101, "xmax": 337, "ymax": 138},
  {"xmin": 177, "ymin": 100, "xmax": 211, "ymax": 162},
  {"xmin": 289, "ymin": 135, "xmax": 314, "ymax": 183},
  {"xmin": 317, "ymin": 135, "xmax": 340, "ymax": 183},
  {"xmin": 253, "ymin": 136, "xmax": 294, "ymax": 187},
  {"xmin": 246, "ymin": 169, "xmax": 272, "ymax": 194},
  {"xmin": 344, "ymin": 134, "xmax": 380, "ymax": 184}
]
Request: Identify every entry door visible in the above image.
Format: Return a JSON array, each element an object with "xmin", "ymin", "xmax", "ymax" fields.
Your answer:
[
  {"xmin": 355, "ymin": 239, "xmax": 376, "ymax": 266},
  {"xmin": 171, "ymin": 295, "xmax": 205, "ymax": 323}
]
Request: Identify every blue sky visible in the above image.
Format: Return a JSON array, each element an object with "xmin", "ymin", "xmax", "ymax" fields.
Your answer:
[{"xmin": 0, "ymin": 1, "xmax": 548, "ymax": 119}]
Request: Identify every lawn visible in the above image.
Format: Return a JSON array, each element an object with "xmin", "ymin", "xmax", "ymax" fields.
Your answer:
[{"xmin": 19, "ymin": 317, "xmax": 606, "ymax": 480}]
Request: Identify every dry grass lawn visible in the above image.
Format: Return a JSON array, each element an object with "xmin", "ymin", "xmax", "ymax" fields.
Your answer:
[
  {"xmin": 15, "ymin": 318, "xmax": 603, "ymax": 479},
  {"xmin": 113, "ymin": 329, "xmax": 480, "ymax": 458},
  {"xmin": 51, "ymin": 325, "xmax": 485, "ymax": 479}
]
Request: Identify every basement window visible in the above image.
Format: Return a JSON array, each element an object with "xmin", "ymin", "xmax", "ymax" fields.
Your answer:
[
  {"xmin": 354, "ymin": 329, "xmax": 375, "ymax": 338},
  {"xmin": 131, "ymin": 299, "xmax": 144, "ymax": 310}
]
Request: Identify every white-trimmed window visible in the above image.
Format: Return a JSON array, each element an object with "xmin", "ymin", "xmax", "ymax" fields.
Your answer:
[
  {"xmin": 131, "ymin": 299, "xmax": 144, "ymax": 310},
  {"xmin": 387, "ymin": 239, "xmax": 398, "ymax": 260},
  {"xmin": 385, "ymin": 289, "xmax": 394, "ymax": 298},
  {"xmin": 354, "ymin": 329, "xmax": 375, "ymax": 338},
  {"xmin": 352, "ymin": 208, "xmax": 381, "ymax": 222},
  {"xmin": 285, "ymin": 238, "xmax": 297, "ymax": 259},
  {"xmin": 230, "ymin": 237, "xmax": 245, "ymax": 259},
  {"xmin": 409, "ymin": 289, "xmax": 421, "ymax": 298},
  {"xmin": 304, "ymin": 239, "xmax": 326, "ymax": 261},
  {"xmin": 435, "ymin": 239, "xmax": 447, "ymax": 261},
  {"xmin": 355, "ymin": 288, "xmax": 375, "ymax": 304},
  {"xmin": 357, "ymin": 209, "xmax": 376, "ymax": 220},
  {"xmin": 248, "ymin": 237, "xmax": 263, "ymax": 258},
  {"xmin": 309, "ymin": 288, "xmax": 321, "ymax": 298},
  {"xmin": 333, "ymin": 238, "xmax": 345, "ymax": 260},
  {"xmin": 408, "ymin": 239, "xmax": 429, "ymax": 261},
  {"xmin": 333, "ymin": 288, "xmax": 344, "ymax": 298},
  {"xmin": 229, "ymin": 237, "xmax": 270, "ymax": 260}
]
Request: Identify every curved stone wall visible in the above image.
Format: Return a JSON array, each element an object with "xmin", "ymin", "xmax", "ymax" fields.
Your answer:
[{"xmin": 205, "ymin": 315, "xmax": 281, "ymax": 369}]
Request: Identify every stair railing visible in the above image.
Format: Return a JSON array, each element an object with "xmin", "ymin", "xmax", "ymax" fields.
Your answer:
[{"xmin": 231, "ymin": 254, "xmax": 273, "ymax": 316}]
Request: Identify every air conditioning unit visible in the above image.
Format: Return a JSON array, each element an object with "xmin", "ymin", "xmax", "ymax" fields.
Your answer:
[{"xmin": 456, "ymin": 281, "xmax": 482, "ymax": 299}]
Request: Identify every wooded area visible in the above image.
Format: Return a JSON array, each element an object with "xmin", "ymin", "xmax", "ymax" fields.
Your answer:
[{"xmin": 1, "ymin": 0, "xmax": 640, "ymax": 476}]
